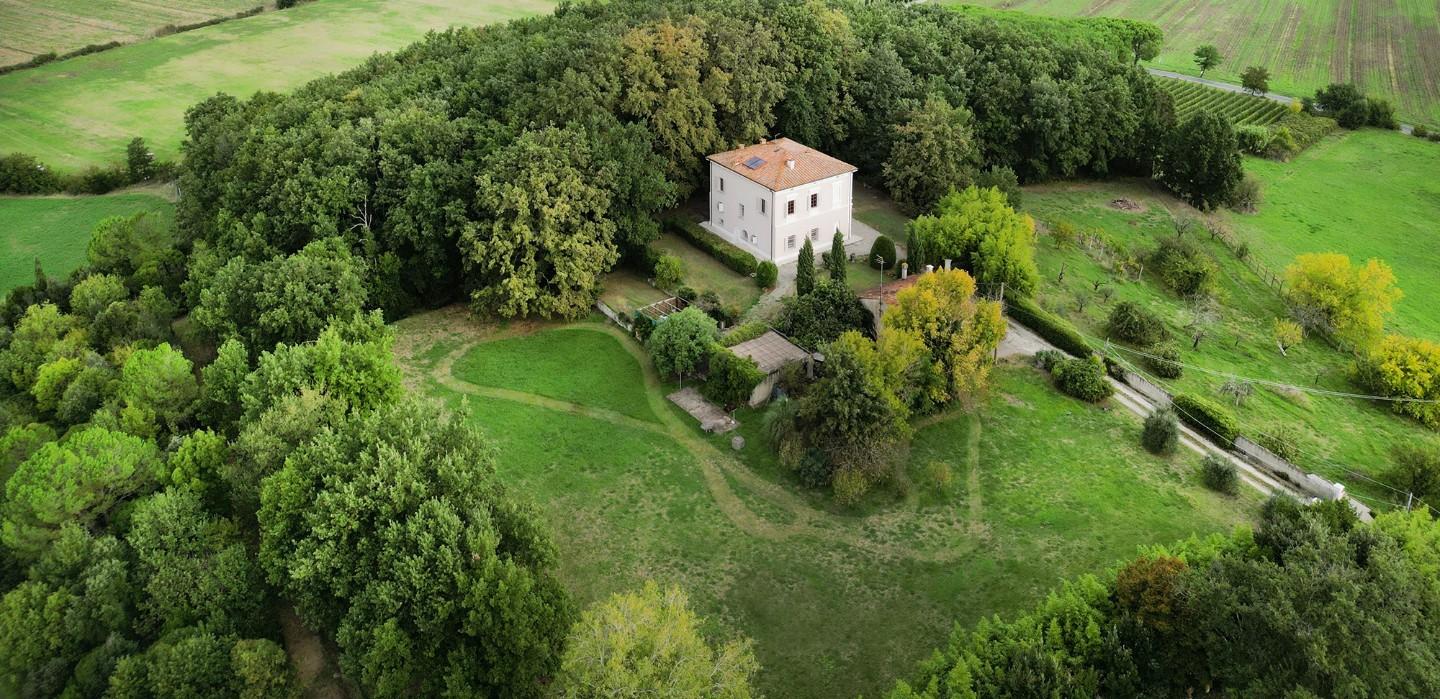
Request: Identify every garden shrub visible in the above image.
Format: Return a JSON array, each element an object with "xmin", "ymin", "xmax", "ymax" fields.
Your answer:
[
  {"xmin": 1413, "ymin": 125, "xmax": 1430, "ymax": 139},
  {"xmin": 1147, "ymin": 343, "xmax": 1183, "ymax": 379},
  {"xmin": 1008, "ymin": 297, "xmax": 1092, "ymax": 358},
  {"xmin": 868, "ymin": 236, "xmax": 897, "ymax": 270},
  {"xmin": 664, "ymin": 216, "xmax": 758, "ymax": 276},
  {"xmin": 1107, "ymin": 301, "xmax": 1166, "ymax": 346},
  {"xmin": 1141, "ymin": 408, "xmax": 1179, "ymax": 455},
  {"xmin": 1172, "ymin": 394, "xmax": 1239, "ymax": 446},
  {"xmin": 1235, "ymin": 125, "xmax": 1271, "ymax": 155},
  {"xmin": 1264, "ymin": 126, "xmax": 1299, "ymax": 160},
  {"xmin": 0, "ymin": 153, "xmax": 61, "ymax": 194},
  {"xmin": 652, "ymin": 253, "xmax": 684, "ymax": 290},
  {"xmin": 676, "ymin": 286, "xmax": 697, "ymax": 302},
  {"xmin": 702, "ymin": 347, "xmax": 765, "ymax": 410},
  {"xmin": 1199, "ymin": 454, "xmax": 1238, "ymax": 494},
  {"xmin": 755, "ymin": 261, "xmax": 778, "ymax": 289},
  {"xmin": 1032, "ymin": 349, "xmax": 1064, "ymax": 372},
  {"xmin": 721, "ymin": 321, "xmax": 767, "ymax": 347},
  {"xmin": 1149, "ymin": 236, "xmax": 1217, "ymax": 298},
  {"xmin": 777, "ymin": 281, "xmax": 869, "ymax": 350},
  {"xmin": 1052, "ymin": 356, "xmax": 1112, "ymax": 403}
]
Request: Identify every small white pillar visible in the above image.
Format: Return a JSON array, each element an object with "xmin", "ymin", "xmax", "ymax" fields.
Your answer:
[
  {"xmin": 900, "ymin": 262, "xmax": 908, "ymax": 279},
  {"xmin": 944, "ymin": 258, "xmax": 952, "ymax": 271},
  {"xmin": 924, "ymin": 264, "xmax": 934, "ymax": 274}
]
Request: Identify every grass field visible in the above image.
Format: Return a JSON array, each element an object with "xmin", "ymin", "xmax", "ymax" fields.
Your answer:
[
  {"xmin": 652, "ymin": 233, "xmax": 762, "ymax": 311},
  {"xmin": 951, "ymin": 0, "xmax": 1440, "ymax": 126},
  {"xmin": 1160, "ymin": 78, "xmax": 1292, "ymax": 125},
  {"xmin": 1226, "ymin": 129, "xmax": 1440, "ymax": 340},
  {"xmin": 0, "ymin": 0, "xmax": 552, "ymax": 170},
  {"xmin": 0, "ymin": 0, "xmax": 260, "ymax": 66},
  {"xmin": 396, "ymin": 310, "xmax": 1254, "ymax": 698},
  {"xmin": 1018, "ymin": 173, "xmax": 1438, "ymax": 507},
  {"xmin": 0, "ymin": 189, "xmax": 173, "ymax": 292}
]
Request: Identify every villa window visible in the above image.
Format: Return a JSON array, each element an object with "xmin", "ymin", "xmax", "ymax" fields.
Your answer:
[
  {"xmin": 787, "ymin": 235, "xmax": 796, "ymax": 250},
  {"xmin": 739, "ymin": 203, "xmax": 745, "ymax": 218},
  {"xmin": 809, "ymin": 227, "xmax": 819, "ymax": 241},
  {"xmin": 787, "ymin": 199, "xmax": 795, "ymax": 215},
  {"xmin": 810, "ymin": 192, "xmax": 818, "ymax": 208},
  {"xmin": 760, "ymin": 199, "xmax": 767, "ymax": 215}
]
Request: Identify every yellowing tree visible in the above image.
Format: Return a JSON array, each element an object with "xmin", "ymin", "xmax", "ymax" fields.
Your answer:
[
  {"xmin": 1354, "ymin": 334, "xmax": 1440, "ymax": 429},
  {"xmin": 1283, "ymin": 253, "xmax": 1401, "ymax": 349},
  {"xmin": 883, "ymin": 268, "xmax": 1006, "ymax": 407},
  {"xmin": 1272, "ymin": 318, "xmax": 1304, "ymax": 356},
  {"xmin": 559, "ymin": 584, "xmax": 759, "ymax": 698}
]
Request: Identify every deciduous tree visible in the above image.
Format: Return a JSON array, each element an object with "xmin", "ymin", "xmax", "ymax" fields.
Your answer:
[
  {"xmin": 1283, "ymin": 252, "xmax": 1400, "ymax": 348},
  {"xmin": 462, "ymin": 126, "xmax": 618, "ymax": 318},
  {"xmin": 1158, "ymin": 112, "xmax": 1243, "ymax": 210},
  {"xmin": 1192, "ymin": 45, "xmax": 1222, "ymax": 76},
  {"xmin": 646, "ymin": 307, "xmax": 718, "ymax": 382},
  {"xmin": 559, "ymin": 582, "xmax": 759, "ymax": 698},
  {"xmin": 883, "ymin": 94, "xmax": 980, "ymax": 212},
  {"xmin": 258, "ymin": 401, "xmax": 571, "ymax": 697}
]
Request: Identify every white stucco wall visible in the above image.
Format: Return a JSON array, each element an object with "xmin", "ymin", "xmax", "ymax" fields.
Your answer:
[
  {"xmin": 707, "ymin": 161, "xmax": 775, "ymax": 260},
  {"xmin": 707, "ymin": 162, "xmax": 853, "ymax": 264},
  {"xmin": 770, "ymin": 172, "xmax": 852, "ymax": 265}
]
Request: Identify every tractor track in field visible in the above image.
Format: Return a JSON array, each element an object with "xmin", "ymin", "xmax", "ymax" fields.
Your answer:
[{"xmin": 418, "ymin": 316, "xmax": 984, "ymax": 564}]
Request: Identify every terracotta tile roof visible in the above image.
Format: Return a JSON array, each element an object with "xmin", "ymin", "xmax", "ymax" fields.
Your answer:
[
  {"xmin": 729, "ymin": 330, "xmax": 811, "ymax": 373},
  {"xmin": 857, "ymin": 275, "xmax": 920, "ymax": 305},
  {"xmin": 707, "ymin": 137, "xmax": 857, "ymax": 191}
]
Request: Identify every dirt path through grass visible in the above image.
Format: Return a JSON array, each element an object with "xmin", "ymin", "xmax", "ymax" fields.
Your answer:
[{"xmin": 424, "ymin": 317, "xmax": 984, "ymax": 563}]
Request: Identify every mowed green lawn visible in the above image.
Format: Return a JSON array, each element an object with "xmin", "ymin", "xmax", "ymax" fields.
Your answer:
[
  {"xmin": 950, "ymin": 0, "xmax": 1440, "ymax": 126},
  {"xmin": 400, "ymin": 315, "xmax": 1253, "ymax": 698},
  {"xmin": 0, "ymin": 0, "xmax": 552, "ymax": 170},
  {"xmin": 1018, "ymin": 177, "xmax": 1437, "ymax": 507},
  {"xmin": 1228, "ymin": 130, "xmax": 1440, "ymax": 340},
  {"xmin": 0, "ymin": 191, "xmax": 172, "ymax": 291}
]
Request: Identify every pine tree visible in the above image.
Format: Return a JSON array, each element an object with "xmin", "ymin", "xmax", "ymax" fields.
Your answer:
[
  {"xmin": 828, "ymin": 230, "xmax": 847, "ymax": 285},
  {"xmin": 796, "ymin": 238, "xmax": 816, "ymax": 296}
]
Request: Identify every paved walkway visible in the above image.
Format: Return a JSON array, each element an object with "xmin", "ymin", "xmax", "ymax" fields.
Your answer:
[{"xmin": 1146, "ymin": 67, "xmax": 1416, "ymax": 135}]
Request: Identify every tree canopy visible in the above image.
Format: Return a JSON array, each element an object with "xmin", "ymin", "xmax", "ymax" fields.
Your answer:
[{"xmin": 258, "ymin": 401, "xmax": 571, "ymax": 697}]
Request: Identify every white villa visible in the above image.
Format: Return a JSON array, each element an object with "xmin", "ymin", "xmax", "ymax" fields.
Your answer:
[{"xmin": 704, "ymin": 138, "xmax": 857, "ymax": 265}]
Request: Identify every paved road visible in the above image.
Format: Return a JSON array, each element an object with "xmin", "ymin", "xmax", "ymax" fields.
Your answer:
[
  {"xmin": 1146, "ymin": 67, "xmax": 1415, "ymax": 135},
  {"xmin": 1000, "ymin": 316, "xmax": 1374, "ymax": 520}
]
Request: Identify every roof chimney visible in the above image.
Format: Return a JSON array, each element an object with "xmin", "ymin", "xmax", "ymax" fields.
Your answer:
[{"xmin": 786, "ymin": 159, "xmax": 795, "ymax": 170}]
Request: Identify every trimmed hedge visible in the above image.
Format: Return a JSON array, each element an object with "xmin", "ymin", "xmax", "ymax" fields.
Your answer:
[
  {"xmin": 663, "ymin": 215, "xmax": 758, "ymax": 277},
  {"xmin": 1172, "ymin": 393, "xmax": 1239, "ymax": 446},
  {"xmin": 1008, "ymin": 296, "xmax": 1093, "ymax": 358}
]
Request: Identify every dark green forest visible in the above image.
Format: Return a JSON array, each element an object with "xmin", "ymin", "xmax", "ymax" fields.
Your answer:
[{"xmin": 2, "ymin": 1, "xmax": 1430, "ymax": 697}]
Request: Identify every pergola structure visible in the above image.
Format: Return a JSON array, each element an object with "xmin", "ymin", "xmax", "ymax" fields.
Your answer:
[{"xmin": 636, "ymin": 296, "xmax": 689, "ymax": 321}]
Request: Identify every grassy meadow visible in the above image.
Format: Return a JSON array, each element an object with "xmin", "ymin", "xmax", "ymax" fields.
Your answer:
[
  {"xmin": 1228, "ymin": 129, "xmax": 1440, "ymax": 340},
  {"xmin": 395, "ymin": 312, "xmax": 1254, "ymax": 698},
  {"xmin": 951, "ymin": 0, "xmax": 1440, "ymax": 126},
  {"xmin": 0, "ymin": 0, "xmax": 553, "ymax": 170},
  {"xmin": 0, "ymin": 189, "xmax": 173, "ymax": 290},
  {"xmin": 1018, "ymin": 171, "xmax": 1437, "ymax": 508},
  {"xmin": 0, "ymin": 0, "xmax": 260, "ymax": 66}
]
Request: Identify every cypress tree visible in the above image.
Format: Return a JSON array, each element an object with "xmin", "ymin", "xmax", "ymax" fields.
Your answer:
[
  {"xmin": 828, "ymin": 230, "xmax": 847, "ymax": 284},
  {"xmin": 796, "ymin": 238, "xmax": 816, "ymax": 296}
]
